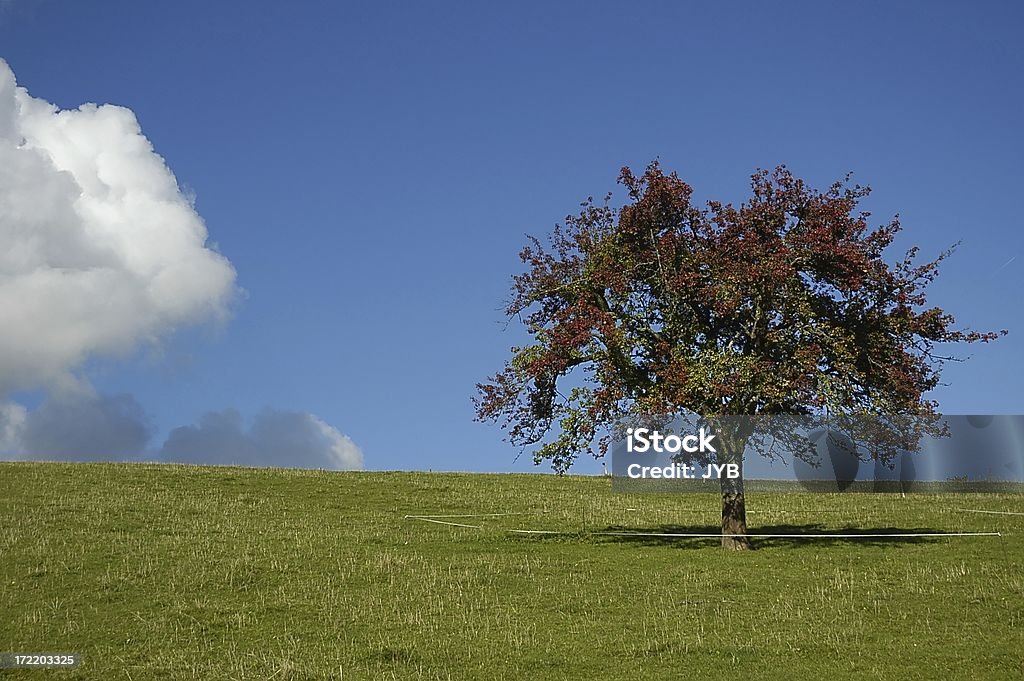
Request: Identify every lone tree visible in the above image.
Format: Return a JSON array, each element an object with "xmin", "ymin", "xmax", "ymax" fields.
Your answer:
[{"xmin": 475, "ymin": 162, "xmax": 1003, "ymax": 549}]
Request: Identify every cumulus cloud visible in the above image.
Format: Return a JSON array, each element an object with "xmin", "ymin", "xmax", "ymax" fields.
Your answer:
[
  {"xmin": 0, "ymin": 61, "xmax": 364, "ymax": 470},
  {"xmin": 0, "ymin": 396, "xmax": 363, "ymax": 470},
  {"xmin": 159, "ymin": 408, "xmax": 364, "ymax": 470},
  {"xmin": 0, "ymin": 392, "xmax": 151, "ymax": 462},
  {"xmin": 0, "ymin": 59, "xmax": 237, "ymax": 394},
  {"xmin": 0, "ymin": 400, "xmax": 27, "ymax": 454}
]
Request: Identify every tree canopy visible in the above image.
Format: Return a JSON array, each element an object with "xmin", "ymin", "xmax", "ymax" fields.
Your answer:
[{"xmin": 476, "ymin": 162, "xmax": 1003, "ymax": 547}]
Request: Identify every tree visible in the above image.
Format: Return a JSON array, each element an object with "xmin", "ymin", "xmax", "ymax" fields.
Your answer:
[{"xmin": 475, "ymin": 162, "xmax": 1003, "ymax": 549}]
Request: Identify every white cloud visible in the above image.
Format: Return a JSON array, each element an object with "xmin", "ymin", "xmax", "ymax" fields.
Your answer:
[
  {"xmin": 0, "ymin": 62, "xmax": 364, "ymax": 471},
  {"xmin": 0, "ymin": 59, "xmax": 237, "ymax": 394},
  {"xmin": 159, "ymin": 408, "xmax": 364, "ymax": 470},
  {"xmin": 0, "ymin": 396, "xmax": 363, "ymax": 470},
  {"xmin": 0, "ymin": 400, "xmax": 27, "ymax": 455},
  {"xmin": 0, "ymin": 392, "xmax": 151, "ymax": 462}
]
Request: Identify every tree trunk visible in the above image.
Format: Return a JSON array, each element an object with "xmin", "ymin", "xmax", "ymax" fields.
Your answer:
[
  {"xmin": 720, "ymin": 453, "xmax": 751, "ymax": 550},
  {"xmin": 716, "ymin": 419, "xmax": 752, "ymax": 550}
]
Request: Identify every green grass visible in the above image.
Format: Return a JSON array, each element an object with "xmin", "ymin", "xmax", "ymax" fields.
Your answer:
[{"xmin": 1, "ymin": 462, "xmax": 1022, "ymax": 680}]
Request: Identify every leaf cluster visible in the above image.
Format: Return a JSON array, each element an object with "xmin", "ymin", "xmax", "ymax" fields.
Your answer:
[{"xmin": 476, "ymin": 163, "xmax": 1004, "ymax": 472}]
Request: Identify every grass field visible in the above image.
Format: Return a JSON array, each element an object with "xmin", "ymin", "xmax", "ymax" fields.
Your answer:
[{"xmin": 1, "ymin": 462, "xmax": 1022, "ymax": 680}]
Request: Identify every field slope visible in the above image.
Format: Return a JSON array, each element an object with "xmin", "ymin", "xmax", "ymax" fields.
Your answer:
[{"xmin": 1, "ymin": 462, "xmax": 1022, "ymax": 680}]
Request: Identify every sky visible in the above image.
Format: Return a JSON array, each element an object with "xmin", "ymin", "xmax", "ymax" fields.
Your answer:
[{"xmin": 0, "ymin": 0, "xmax": 1021, "ymax": 474}]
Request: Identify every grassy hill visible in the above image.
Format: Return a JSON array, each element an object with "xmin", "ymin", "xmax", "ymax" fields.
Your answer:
[{"xmin": 1, "ymin": 462, "xmax": 1022, "ymax": 679}]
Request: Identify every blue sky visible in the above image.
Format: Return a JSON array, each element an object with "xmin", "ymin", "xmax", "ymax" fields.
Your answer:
[{"xmin": 0, "ymin": 1, "xmax": 1021, "ymax": 473}]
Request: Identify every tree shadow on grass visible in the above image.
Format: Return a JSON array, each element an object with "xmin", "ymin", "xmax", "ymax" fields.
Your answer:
[{"xmin": 589, "ymin": 522, "xmax": 960, "ymax": 549}]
